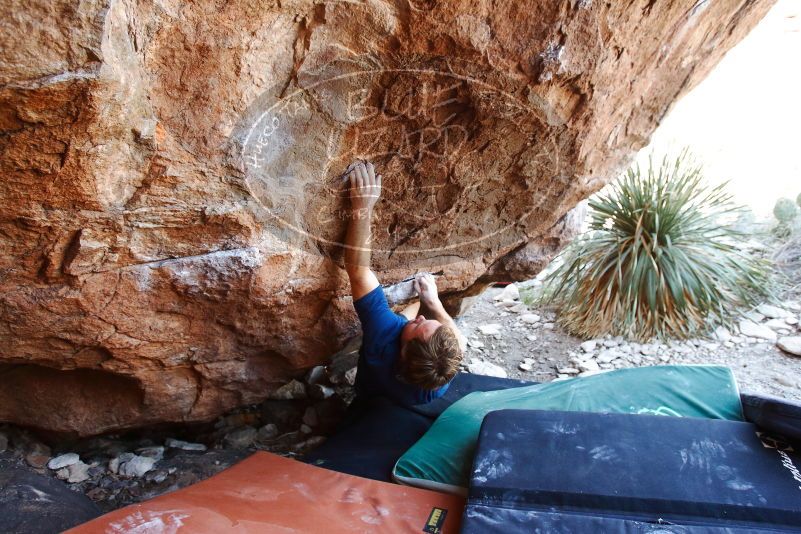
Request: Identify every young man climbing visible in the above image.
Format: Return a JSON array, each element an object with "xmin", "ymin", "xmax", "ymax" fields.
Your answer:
[{"xmin": 343, "ymin": 160, "xmax": 466, "ymax": 405}]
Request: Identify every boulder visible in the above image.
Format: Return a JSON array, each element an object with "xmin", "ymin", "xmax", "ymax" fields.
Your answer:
[
  {"xmin": 0, "ymin": 0, "xmax": 772, "ymax": 434},
  {"xmin": 493, "ymin": 284, "xmax": 520, "ymax": 302}
]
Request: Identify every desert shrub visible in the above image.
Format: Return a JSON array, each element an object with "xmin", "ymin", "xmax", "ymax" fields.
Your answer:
[
  {"xmin": 774, "ymin": 197, "xmax": 800, "ymax": 223},
  {"xmin": 773, "ymin": 197, "xmax": 801, "ymax": 239},
  {"xmin": 773, "ymin": 197, "xmax": 801, "ymax": 298},
  {"xmin": 539, "ymin": 153, "xmax": 771, "ymax": 341}
]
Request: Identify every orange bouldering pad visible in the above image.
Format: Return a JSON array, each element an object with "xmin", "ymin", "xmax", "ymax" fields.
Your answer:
[{"xmin": 67, "ymin": 452, "xmax": 464, "ymax": 533}]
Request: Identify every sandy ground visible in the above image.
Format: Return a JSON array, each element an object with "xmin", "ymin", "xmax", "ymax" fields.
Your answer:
[{"xmin": 455, "ymin": 285, "xmax": 801, "ymax": 401}]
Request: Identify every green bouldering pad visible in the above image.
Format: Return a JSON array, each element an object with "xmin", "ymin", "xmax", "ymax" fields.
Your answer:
[{"xmin": 392, "ymin": 365, "xmax": 743, "ymax": 494}]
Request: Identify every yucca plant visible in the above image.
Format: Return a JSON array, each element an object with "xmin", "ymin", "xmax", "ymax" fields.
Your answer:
[{"xmin": 540, "ymin": 152, "xmax": 771, "ymax": 341}]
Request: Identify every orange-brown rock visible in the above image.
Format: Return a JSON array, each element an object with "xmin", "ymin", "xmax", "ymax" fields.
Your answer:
[{"xmin": 0, "ymin": 0, "xmax": 773, "ymax": 435}]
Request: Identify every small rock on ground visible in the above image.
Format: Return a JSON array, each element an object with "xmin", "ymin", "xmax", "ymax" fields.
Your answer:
[
  {"xmin": 738, "ymin": 320, "xmax": 778, "ymax": 342},
  {"xmin": 223, "ymin": 426, "xmax": 257, "ymax": 449},
  {"xmin": 48, "ymin": 453, "xmax": 80, "ymax": 470},
  {"xmin": 269, "ymin": 380, "xmax": 307, "ymax": 400},
  {"xmin": 478, "ymin": 323, "xmax": 503, "ymax": 335},
  {"xmin": 165, "ymin": 438, "xmax": 207, "ymax": 452},
  {"xmin": 777, "ymin": 336, "xmax": 801, "ymax": 357},
  {"xmin": 118, "ymin": 455, "xmax": 156, "ymax": 478},
  {"xmin": 467, "ymin": 359, "xmax": 508, "ymax": 378}
]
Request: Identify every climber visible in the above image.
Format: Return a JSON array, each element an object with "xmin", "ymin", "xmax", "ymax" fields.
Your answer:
[{"xmin": 343, "ymin": 160, "xmax": 466, "ymax": 405}]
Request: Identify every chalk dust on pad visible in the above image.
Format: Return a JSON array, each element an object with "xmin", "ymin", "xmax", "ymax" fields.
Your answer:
[{"xmin": 392, "ymin": 365, "xmax": 743, "ymax": 494}]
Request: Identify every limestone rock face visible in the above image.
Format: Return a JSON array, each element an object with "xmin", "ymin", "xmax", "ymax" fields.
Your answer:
[{"xmin": 0, "ymin": 0, "xmax": 772, "ymax": 434}]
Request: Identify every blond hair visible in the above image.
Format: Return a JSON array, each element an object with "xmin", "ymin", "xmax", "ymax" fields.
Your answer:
[{"xmin": 401, "ymin": 326, "xmax": 462, "ymax": 390}]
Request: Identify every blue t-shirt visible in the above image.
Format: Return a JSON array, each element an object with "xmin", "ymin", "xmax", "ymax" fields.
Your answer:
[{"xmin": 353, "ymin": 286, "xmax": 450, "ymax": 406}]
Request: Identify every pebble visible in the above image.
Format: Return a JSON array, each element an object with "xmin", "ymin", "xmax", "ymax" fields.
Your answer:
[
  {"xmin": 596, "ymin": 350, "xmax": 620, "ymax": 364},
  {"xmin": 578, "ymin": 359, "xmax": 600, "ymax": 373},
  {"xmin": 478, "ymin": 323, "xmax": 503, "ymax": 335},
  {"xmin": 520, "ymin": 314, "xmax": 540, "ymax": 324},
  {"xmin": 603, "ymin": 339, "xmax": 619, "ymax": 348},
  {"xmin": 774, "ymin": 375, "xmax": 798, "ymax": 388},
  {"xmin": 526, "ymin": 335, "xmax": 537, "ymax": 341},
  {"xmin": 0, "ymin": 432, "xmax": 7, "ymax": 453},
  {"xmin": 509, "ymin": 303, "xmax": 528, "ymax": 313},
  {"xmin": 300, "ymin": 424, "xmax": 313, "ymax": 434},
  {"xmin": 777, "ymin": 336, "xmax": 801, "ymax": 357},
  {"xmin": 269, "ymin": 380, "xmax": 307, "ymax": 400},
  {"xmin": 468, "ymin": 338, "xmax": 485, "ymax": 349},
  {"xmin": 518, "ymin": 358, "xmax": 534, "ymax": 372},
  {"xmin": 165, "ymin": 438, "xmax": 207, "ymax": 452},
  {"xmin": 542, "ymin": 323, "xmax": 555, "ymax": 330},
  {"xmin": 580, "ymin": 340, "xmax": 597, "ymax": 353},
  {"xmin": 786, "ymin": 316, "xmax": 799, "ymax": 326},
  {"xmin": 47, "ymin": 453, "xmax": 80, "ymax": 470}
]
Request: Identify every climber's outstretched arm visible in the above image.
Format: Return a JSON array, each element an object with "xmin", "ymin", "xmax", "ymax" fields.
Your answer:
[{"xmin": 344, "ymin": 160, "xmax": 382, "ymax": 300}]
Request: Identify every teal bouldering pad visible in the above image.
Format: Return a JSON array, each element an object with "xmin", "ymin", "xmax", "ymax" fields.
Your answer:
[{"xmin": 392, "ymin": 365, "xmax": 743, "ymax": 494}]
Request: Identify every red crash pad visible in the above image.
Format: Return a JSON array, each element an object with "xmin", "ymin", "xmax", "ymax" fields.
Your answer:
[{"xmin": 67, "ymin": 452, "xmax": 465, "ymax": 533}]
